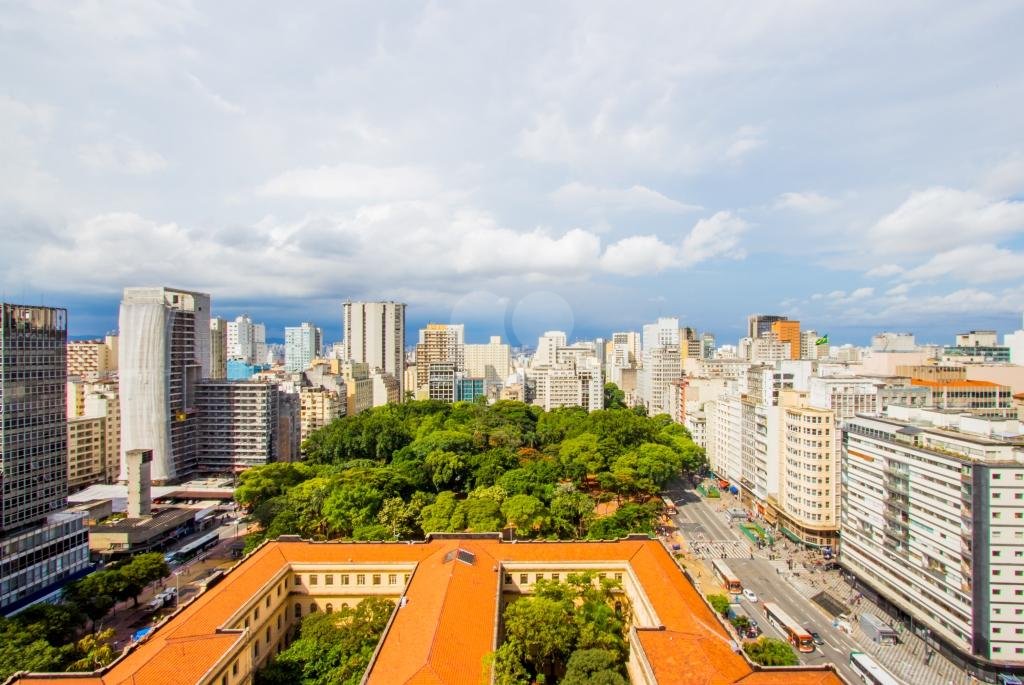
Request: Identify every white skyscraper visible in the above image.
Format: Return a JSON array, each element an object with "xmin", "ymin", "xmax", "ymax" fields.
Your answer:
[
  {"xmin": 642, "ymin": 317, "xmax": 680, "ymax": 352},
  {"xmin": 342, "ymin": 301, "xmax": 406, "ymax": 398},
  {"xmin": 284, "ymin": 322, "xmax": 322, "ymax": 373},
  {"xmin": 1005, "ymin": 313, "xmax": 1024, "ymax": 365},
  {"xmin": 535, "ymin": 331, "xmax": 567, "ymax": 367},
  {"xmin": 465, "ymin": 336, "xmax": 512, "ymax": 388},
  {"xmin": 119, "ymin": 287, "xmax": 211, "ymax": 483},
  {"xmin": 226, "ymin": 314, "xmax": 266, "ymax": 365}
]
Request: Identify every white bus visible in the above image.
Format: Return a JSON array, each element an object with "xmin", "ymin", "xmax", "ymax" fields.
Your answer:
[{"xmin": 849, "ymin": 651, "xmax": 902, "ymax": 685}]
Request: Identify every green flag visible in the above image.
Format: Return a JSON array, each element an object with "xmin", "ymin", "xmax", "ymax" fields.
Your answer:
[{"xmin": 815, "ymin": 334, "xmax": 829, "ymax": 346}]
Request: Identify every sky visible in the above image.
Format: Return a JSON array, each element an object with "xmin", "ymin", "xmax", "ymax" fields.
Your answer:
[{"xmin": 2, "ymin": 1, "xmax": 1023, "ymax": 348}]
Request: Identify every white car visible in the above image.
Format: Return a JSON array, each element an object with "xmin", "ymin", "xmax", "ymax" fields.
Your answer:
[{"xmin": 742, "ymin": 588, "xmax": 758, "ymax": 603}]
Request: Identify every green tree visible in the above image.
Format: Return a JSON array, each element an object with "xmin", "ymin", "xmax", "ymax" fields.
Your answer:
[
  {"xmin": 743, "ymin": 637, "xmax": 799, "ymax": 666},
  {"xmin": 501, "ymin": 494, "xmax": 548, "ymax": 536},
  {"xmin": 120, "ymin": 553, "xmax": 170, "ymax": 605},
  {"xmin": 418, "ymin": 491, "xmax": 461, "ymax": 533},
  {"xmin": 0, "ymin": 618, "xmax": 72, "ymax": 681},
  {"xmin": 323, "ymin": 483, "xmax": 384, "ymax": 537},
  {"xmin": 549, "ymin": 488, "xmax": 594, "ymax": 538},
  {"xmin": 424, "ymin": 450, "xmax": 469, "ymax": 491},
  {"xmin": 67, "ymin": 628, "xmax": 116, "ymax": 671},
  {"xmin": 561, "ymin": 649, "xmax": 627, "ymax": 685},
  {"xmin": 707, "ymin": 593, "xmax": 731, "ymax": 616},
  {"xmin": 502, "ymin": 596, "xmax": 577, "ymax": 679},
  {"xmin": 376, "ymin": 496, "xmax": 420, "ymax": 539},
  {"xmin": 603, "ymin": 383, "xmax": 627, "ymax": 410}
]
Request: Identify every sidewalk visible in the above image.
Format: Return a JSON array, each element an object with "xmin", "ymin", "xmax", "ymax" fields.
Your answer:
[{"xmin": 787, "ymin": 567, "xmax": 972, "ymax": 685}]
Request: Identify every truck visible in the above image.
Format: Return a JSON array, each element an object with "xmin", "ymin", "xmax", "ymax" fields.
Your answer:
[{"xmin": 859, "ymin": 612, "xmax": 898, "ymax": 645}]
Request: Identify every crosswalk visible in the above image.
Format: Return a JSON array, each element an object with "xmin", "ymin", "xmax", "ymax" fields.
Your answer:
[{"xmin": 687, "ymin": 539, "xmax": 753, "ymax": 559}]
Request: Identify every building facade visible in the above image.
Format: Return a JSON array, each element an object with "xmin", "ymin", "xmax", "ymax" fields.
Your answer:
[
  {"xmin": 1, "ymin": 303, "xmax": 89, "ymax": 612},
  {"xmin": 210, "ymin": 317, "xmax": 228, "ymax": 379},
  {"xmin": 342, "ymin": 301, "xmax": 406, "ymax": 399},
  {"xmin": 284, "ymin": 322, "xmax": 322, "ymax": 373},
  {"xmin": 226, "ymin": 315, "xmax": 266, "ymax": 365},
  {"xmin": 195, "ymin": 380, "xmax": 288, "ymax": 474},
  {"xmin": 841, "ymin": 407, "xmax": 1024, "ymax": 673},
  {"xmin": 415, "ymin": 324, "xmax": 465, "ymax": 391},
  {"xmin": 66, "ymin": 335, "xmax": 118, "ymax": 378},
  {"xmin": 119, "ymin": 287, "xmax": 211, "ymax": 483}
]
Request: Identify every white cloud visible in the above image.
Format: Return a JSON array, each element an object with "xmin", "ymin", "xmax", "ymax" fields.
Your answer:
[
  {"xmin": 678, "ymin": 211, "xmax": 749, "ymax": 266},
  {"xmin": 865, "ymin": 264, "xmax": 904, "ymax": 278},
  {"xmin": 258, "ymin": 164, "xmax": 442, "ymax": 202},
  {"xmin": 549, "ymin": 182, "xmax": 701, "ymax": 213},
  {"xmin": 774, "ymin": 191, "xmax": 838, "ymax": 213},
  {"xmin": 724, "ymin": 126, "xmax": 765, "ymax": 160},
  {"xmin": 600, "ymin": 235, "xmax": 679, "ymax": 275},
  {"xmin": 981, "ymin": 155, "xmax": 1024, "ymax": 196},
  {"xmin": 870, "ymin": 187, "xmax": 1024, "ymax": 254},
  {"xmin": 77, "ymin": 138, "xmax": 167, "ymax": 175},
  {"xmin": 849, "ymin": 286, "xmax": 874, "ymax": 300},
  {"xmin": 600, "ymin": 211, "xmax": 749, "ymax": 275},
  {"xmin": 886, "ymin": 283, "xmax": 911, "ymax": 296},
  {"xmin": 902, "ymin": 244, "xmax": 1024, "ymax": 284},
  {"xmin": 185, "ymin": 72, "xmax": 245, "ymax": 115}
]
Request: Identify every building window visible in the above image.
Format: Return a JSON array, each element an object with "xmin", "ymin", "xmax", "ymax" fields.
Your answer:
[
  {"xmin": 551, "ymin": 573, "xmax": 559, "ymax": 582},
  {"xmin": 254, "ymin": 608, "xmax": 259, "ymax": 621},
  {"xmin": 388, "ymin": 574, "xmax": 398, "ymax": 585},
  {"xmin": 357, "ymin": 574, "xmax": 366, "ymax": 585},
  {"xmin": 310, "ymin": 602, "xmax": 317, "ymax": 613},
  {"xmin": 294, "ymin": 603, "xmax": 301, "ymax": 618},
  {"xmin": 326, "ymin": 603, "xmax": 333, "ymax": 614},
  {"xmin": 266, "ymin": 627, "xmax": 271, "ymax": 644},
  {"xmin": 325, "ymin": 574, "xmax": 333, "ymax": 585},
  {"xmin": 520, "ymin": 573, "xmax": 528, "ymax": 584},
  {"xmin": 295, "ymin": 575, "xmax": 302, "ymax": 585},
  {"xmin": 266, "ymin": 596, "xmax": 271, "ymax": 608},
  {"xmin": 232, "ymin": 662, "xmax": 238, "ymax": 676},
  {"xmin": 373, "ymin": 574, "xmax": 381, "ymax": 585},
  {"xmin": 535, "ymin": 574, "xmax": 543, "ymax": 583},
  {"xmin": 341, "ymin": 574, "xmax": 350, "ymax": 585},
  {"xmin": 309, "ymin": 574, "xmax": 318, "ymax": 585}
]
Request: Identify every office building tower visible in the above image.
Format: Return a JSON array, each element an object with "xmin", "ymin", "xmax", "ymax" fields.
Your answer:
[
  {"xmin": 67, "ymin": 379, "xmax": 120, "ymax": 491},
  {"xmin": 209, "ymin": 317, "xmax": 228, "ymax": 379},
  {"xmin": 119, "ymin": 287, "xmax": 211, "ymax": 483},
  {"xmin": 637, "ymin": 345, "xmax": 682, "ymax": 415},
  {"xmin": 342, "ymin": 301, "xmax": 406, "ymax": 399},
  {"xmin": 285, "ymin": 322, "xmax": 322, "ymax": 373},
  {"xmin": 533, "ymin": 358, "xmax": 602, "ymax": 411},
  {"xmin": 428, "ymin": 362, "xmax": 457, "ymax": 403},
  {"xmin": 842, "ymin": 407, "xmax": 1024, "ymax": 671},
  {"xmin": 465, "ymin": 336, "xmax": 511, "ymax": 389},
  {"xmin": 66, "ymin": 335, "xmax": 118, "ymax": 378},
  {"xmin": 747, "ymin": 314, "xmax": 787, "ymax": 340},
  {"xmin": 1, "ymin": 303, "xmax": 89, "ymax": 611},
  {"xmin": 944, "ymin": 330, "xmax": 1012, "ymax": 363},
  {"xmin": 415, "ymin": 324, "xmax": 464, "ymax": 390},
  {"xmin": 641, "ymin": 317, "xmax": 679, "ymax": 352},
  {"xmin": 299, "ymin": 386, "xmax": 346, "ymax": 444},
  {"xmin": 776, "ymin": 390, "xmax": 837, "ymax": 548},
  {"xmin": 770, "ymin": 319, "xmax": 801, "ymax": 361},
  {"xmin": 534, "ymin": 331, "xmax": 567, "ymax": 367},
  {"xmin": 700, "ymin": 333, "xmax": 716, "ymax": 359},
  {"xmin": 226, "ymin": 314, "xmax": 266, "ymax": 365}
]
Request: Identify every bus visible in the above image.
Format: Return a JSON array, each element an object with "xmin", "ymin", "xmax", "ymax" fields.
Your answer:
[
  {"xmin": 166, "ymin": 530, "xmax": 220, "ymax": 564},
  {"xmin": 711, "ymin": 559, "xmax": 743, "ymax": 594},
  {"xmin": 762, "ymin": 602, "xmax": 814, "ymax": 653},
  {"xmin": 849, "ymin": 651, "xmax": 901, "ymax": 685},
  {"xmin": 661, "ymin": 496, "xmax": 678, "ymax": 516}
]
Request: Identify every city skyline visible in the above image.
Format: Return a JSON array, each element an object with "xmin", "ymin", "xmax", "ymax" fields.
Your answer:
[{"xmin": 2, "ymin": 3, "xmax": 1023, "ymax": 346}]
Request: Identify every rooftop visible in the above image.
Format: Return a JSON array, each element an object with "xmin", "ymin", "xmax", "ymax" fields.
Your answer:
[{"xmin": 9, "ymin": 537, "xmax": 843, "ymax": 685}]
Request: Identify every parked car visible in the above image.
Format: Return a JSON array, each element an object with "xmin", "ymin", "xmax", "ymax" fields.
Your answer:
[
  {"xmin": 742, "ymin": 588, "xmax": 758, "ymax": 603},
  {"xmin": 805, "ymin": 627, "xmax": 824, "ymax": 645}
]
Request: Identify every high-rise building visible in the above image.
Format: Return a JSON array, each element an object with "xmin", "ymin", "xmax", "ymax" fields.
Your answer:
[
  {"xmin": 1005, "ymin": 314, "xmax": 1024, "ymax": 365},
  {"xmin": 534, "ymin": 331, "xmax": 567, "ymax": 367},
  {"xmin": 67, "ymin": 379, "xmax": 120, "ymax": 491},
  {"xmin": 67, "ymin": 335, "xmax": 118, "ymax": 378},
  {"xmin": 194, "ymin": 380, "xmax": 290, "ymax": 474},
  {"xmin": 1, "ymin": 303, "xmax": 89, "ymax": 612},
  {"xmin": 119, "ymin": 287, "xmax": 211, "ymax": 483},
  {"xmin": 842, "ymin": 407, "xmax": 1024, "ymax": 671},
  {"xmin": 700, "ymin": 332, "xmax": 716, "ymax": 359},
  {"xmin": 641, "ymin": 318, "xmax": 679, "ymax": 351},
  {"xmin": 770, "ymin": 319, "xmax": 801, "ymax": 361},
  {"xmin": 464, "ymin": 336, "xmax": 511, "ymax": 389},
  {"xmin": 800, "ymin": 330, "xmax": 828, "ymax": 360},
  {"xmin": 637, "ymin": 345, "xmax": 682, "ymax": 415},
  {"xmin": 342, "ymin": 301, "xmax": 406, "ymax": 399},
  {"xmin": 415, "ymin": 324, "xmax": 464, "ymax": 390},
  {"xmin": 944, "ymin": 330, "xmax": 1011, "ymax": 363},
  {"xmin": 776, "ymin": 390, "xmax": 837, "ymax": 548},
  {"xmin": 747, "ymin": 314, "xmax": 787, "ymax": 340},
  {"xmin": 428, "ymin": 362, "xmax": 457, "ymax": 403},
  {"xmin": 284, "ymin": 322, "xmax": 322, "ymax": 373},
  {"xmin": 338, "ymin": 360, "xmax": 374, "ymax": 415},
  {"xmin": 209, "ymin": 317, "xmax": 228, "ymax": 379},
  {"xmin": 299, "ymin": 386, "xmax": 346, "ymax": 444},
  {"xmin": 532, "ymin": 358, "xmax": 602, "ymax": 411},
  {"xmin": 226, "ymin": 314, "xmax": 266, "ymax": 365}
]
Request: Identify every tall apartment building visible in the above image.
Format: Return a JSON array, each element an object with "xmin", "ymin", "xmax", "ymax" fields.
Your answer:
[
  {"xmin": 195, "ymin": 380, "xmax": 291, "ymax": 474},
  {"xmin": 532, "ymin": 358, "xmax": 602, "ymax": 411},
  {"xmin": 342, "ymin": 301, "xmax": 406, "ymax": 399},
  {"xmin": 66, "ymin": 335, "xmax": 118, "ymax": 378},
  {"xmin": 705, "ymin": 391, "xmax": 743, "ymax": 484},
  {"xmin": 749, "ymin": 334, "xmax": 791, "ymax": 364},
  {"xmin": 299, "ymin": 387, "xmax": 345, "ymax": 444},
  {"xmin": 284, "ymin": 322, "xmax": 322, "ymax": 373},
  {"xmin": 1, "ymin": 303, "xmax": 90, "ymax": 612},
  {"xmin": 370, "ymin": 370, "xmax": 401, "ymax": 407},
  {"xmin": 638, "ymin": 345, "xmax": 682, "ymax": 415},
  {"xmin": 66, "ymin": 379, "xmax": 120, "ymax": 491},
  {"xmin": 415, "ymin": 324, "xmax": 464, "ymax": 390},
  {"xmin": 119, "ymin": 287, "xmax": 211, "ymax": 483},
  {"xmin": 605, "ymin": 332, "xmax": 639, "ymax": 387},
  {"xmin": 209, "ymin": 317, "xmax": 228, "ymax": 379},
  {"xmin": 534, "ymin": 330, "xmax": 568, "ymax": 367},
  {"xmin": 339, "ymin": 360, "xmax": 373, "ymax": 415},
  {"xmin": 641, "ymin": 317, "xmax": 679, "ymax": 351},
  {"xmin": 226, "ymin": 314, "xmax": 266, "ymax": 365},
  {"xmin": 771, "ymin": 320, "xmax": 801, "ymax": 361},
  {"xmin": 841, "ymin": 407, "xmax": 1024, "ymax": 672},
  {"xmin": 1006, "ymin": 315, "xmax": 1024, "ymax": 365},
  {"xmin": 800, "ymin": 330, "xmax": 827, "ymax": 360},
  {"xmin": 775, "ymin": 390, "xmax": 837, "ymax": 548},
  {"xmin": 679, "ymin": 327, "xmax": 702, "ymax": 359},
  {"xmin": 748, "ymin": 314, "xmax": 787, "ymax": 340},
  {"xmin": 464, "ymin": 336, "xmax": 511, "ymax": 389}
]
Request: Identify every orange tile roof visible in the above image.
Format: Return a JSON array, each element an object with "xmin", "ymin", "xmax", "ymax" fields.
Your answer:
[
  {"xmin": 910, "ymin": 378, "xmax": 1004, "ymax": 388},
  {"xmin": 9, "ymin": 537, "xmax": 844, "ymax": 685}
]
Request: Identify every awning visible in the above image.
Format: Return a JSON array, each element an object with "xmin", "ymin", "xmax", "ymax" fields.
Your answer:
[{"xmin": 779, "ymin": 524, "xmax": 826, "ymax": 548}]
